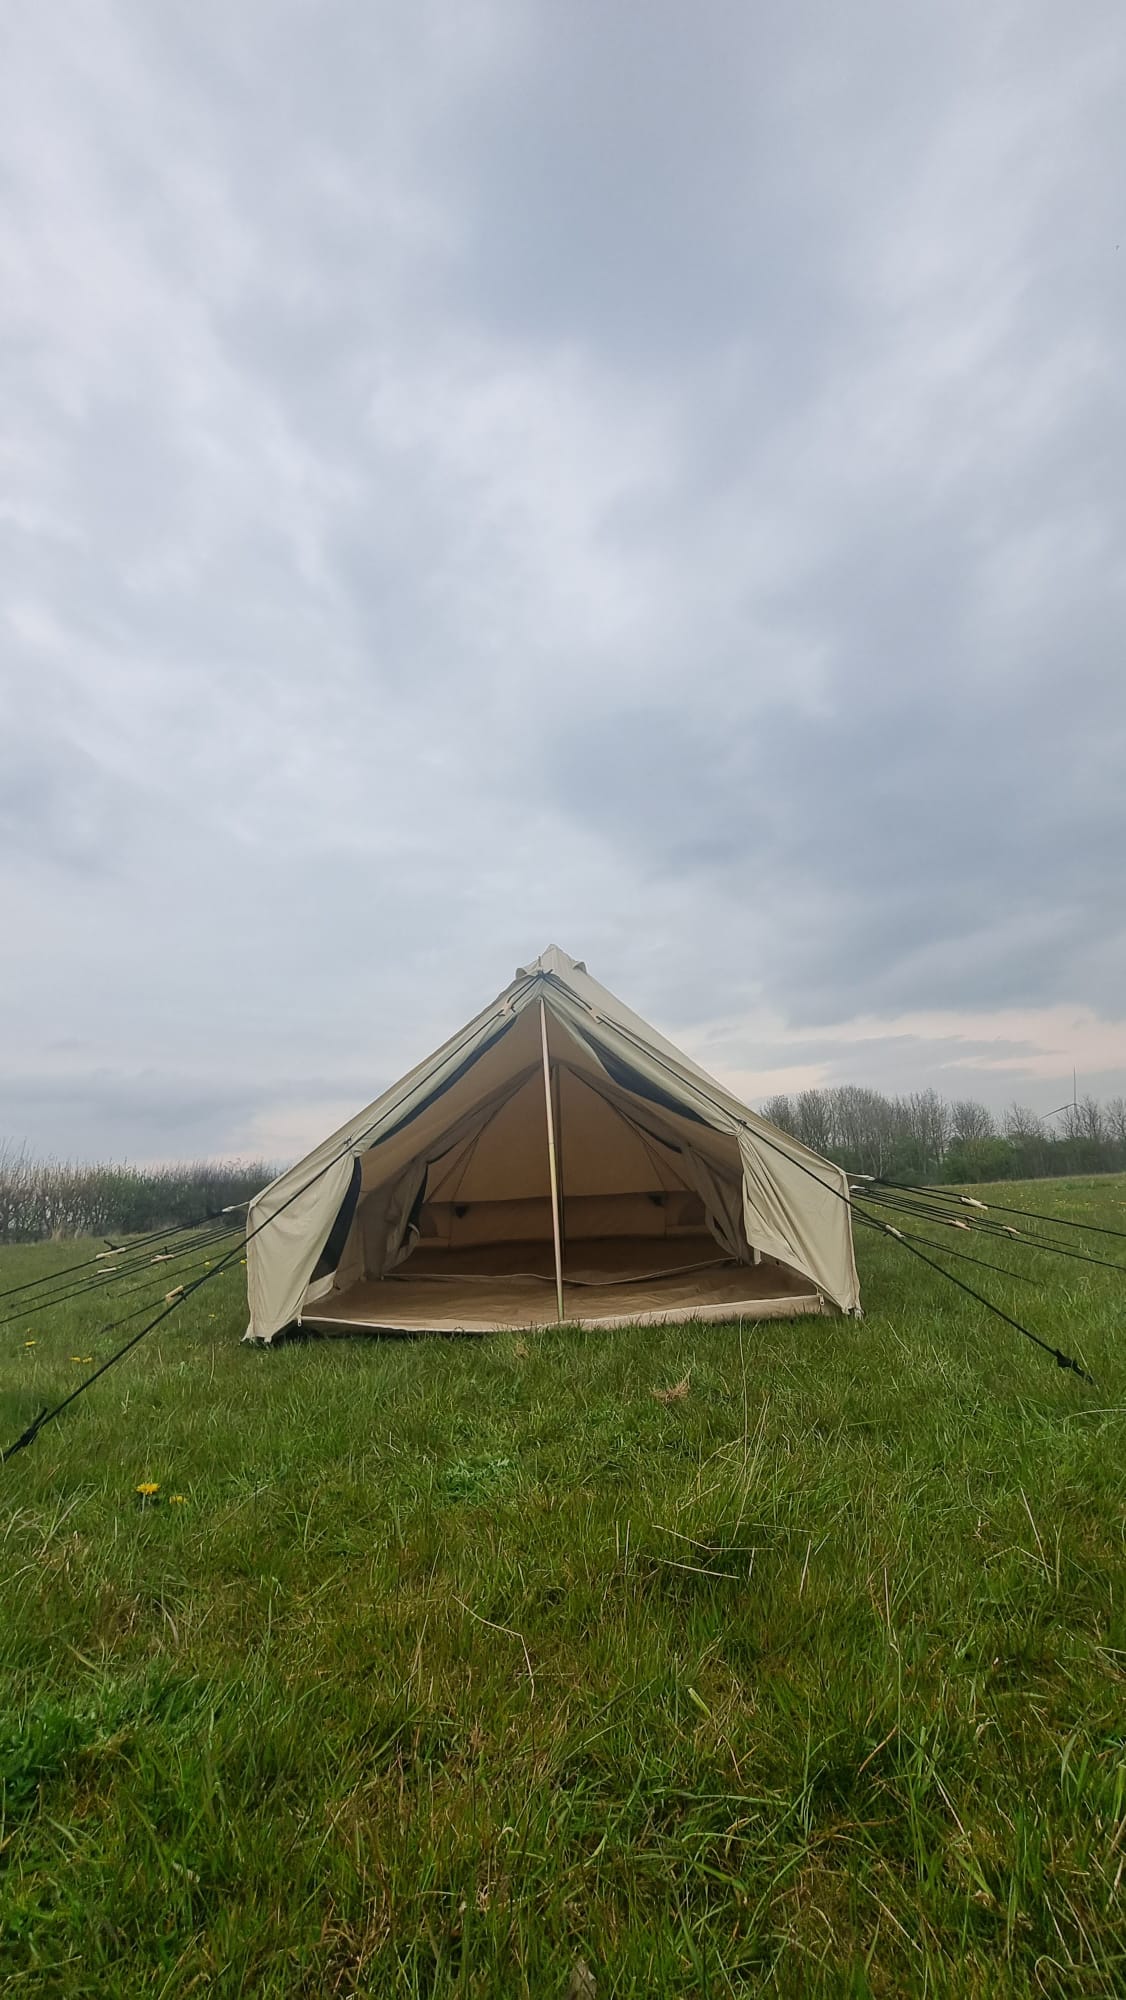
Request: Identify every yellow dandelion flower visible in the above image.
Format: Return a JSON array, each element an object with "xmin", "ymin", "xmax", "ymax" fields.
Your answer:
[
  {"xmin": 23, "ymin": 1339, "xmax": 37, "ymax": 1348},
  {"xmin": 135, "ymin": 1481, "xmax": 160, "ymax": 1497},
  {"xmin": 169, "ymin": 1494, "xmax": 187, "ymax": 1505}
]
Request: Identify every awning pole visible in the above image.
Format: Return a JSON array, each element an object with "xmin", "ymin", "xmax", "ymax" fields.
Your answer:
[{"xmin": 539, "ymin": 997, "xmax": 565, "ymax": 1322}]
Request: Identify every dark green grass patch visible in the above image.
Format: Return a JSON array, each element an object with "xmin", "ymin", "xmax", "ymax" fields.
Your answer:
[{"xmin": 1, "ymin": 1178, "xmax": 1124, "ymax": 1996}]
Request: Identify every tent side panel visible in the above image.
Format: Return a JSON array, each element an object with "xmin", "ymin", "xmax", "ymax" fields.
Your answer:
[
  {"xmin": 245, "ymin": 1153, "xmax": 358, "ymax": 1341},
  {"xmin": 738, "ymin": 1135, "xmax": 860, "ymax": 1313}
]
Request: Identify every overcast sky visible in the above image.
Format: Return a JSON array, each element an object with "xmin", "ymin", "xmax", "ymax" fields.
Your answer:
[{"xmin": 2, "ymin": 1, "xmax": 1125, "ymax": 1164}]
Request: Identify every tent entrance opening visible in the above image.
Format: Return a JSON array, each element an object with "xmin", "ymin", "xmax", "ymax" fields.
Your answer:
[{"xmin": 300, "ymin": 1032, "xmax": 826, "ymax": 1333}]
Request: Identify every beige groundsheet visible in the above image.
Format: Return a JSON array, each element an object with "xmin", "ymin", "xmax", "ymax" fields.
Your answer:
[{"xmin": 299, "ymin": 1234, "xmax": 826, "ymax": 1335}]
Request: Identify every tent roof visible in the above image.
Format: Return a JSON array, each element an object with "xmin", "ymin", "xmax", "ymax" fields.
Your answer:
[{"xmin": 515, "ymin": 945, "xmax": 721, "ymax": 1087}]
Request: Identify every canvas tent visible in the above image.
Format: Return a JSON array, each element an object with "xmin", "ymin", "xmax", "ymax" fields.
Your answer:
[{"xmin": 244, "ymin": 947, "xmax": 860, "ymax": 1342}]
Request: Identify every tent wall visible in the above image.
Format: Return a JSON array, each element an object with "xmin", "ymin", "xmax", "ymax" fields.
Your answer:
[{"xmin": 417, "ymin": 1190, "xmax": 708, "ymax": 1248}]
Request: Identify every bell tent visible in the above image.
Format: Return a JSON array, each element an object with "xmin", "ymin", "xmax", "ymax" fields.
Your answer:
[{"xmin": 244, "ymin": 947, "xmax": 860, "ymax": 1342}]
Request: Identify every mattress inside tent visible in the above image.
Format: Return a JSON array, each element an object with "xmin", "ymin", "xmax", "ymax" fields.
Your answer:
[{"xmin": 296, "ymin": 1037, "xmax": 828, "ymax": 1333}]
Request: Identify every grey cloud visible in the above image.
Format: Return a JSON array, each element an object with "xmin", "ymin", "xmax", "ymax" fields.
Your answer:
[
  {"xmin": 442, "ymin": 5, "xmax": 963, "ymax": 369},
  {"xmin": 1, "ymin": 1, "xmax": 1124, "ymax": 1157},
  {"xmin": 0, "ymin": 1071, "xmax": 264, "ymax": 1162},
  {"xmin": 0, "ymin": 730, "xmax": 133, "ymax": 875}
]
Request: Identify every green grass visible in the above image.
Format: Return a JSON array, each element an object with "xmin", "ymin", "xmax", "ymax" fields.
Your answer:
[{"xmin": 1, "ymin": 1179, "xmax": 1124, "ymax": 1998}]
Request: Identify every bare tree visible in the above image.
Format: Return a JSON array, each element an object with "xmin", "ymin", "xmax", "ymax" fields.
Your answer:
[
  {"xmin": 906, "ymin": 1089, "xmax": 951, "ymax": 1172},
  {"xmin": 794, "ymin": 1088, "xmax": 834, "ymax": 1155},
  {"xmin": 950, "ymin": 1099, "xmax": 995, "ymax": 1142},
  {"xmin": 1005, "ymin": 1104, "xmax": 1043, "ymax": 1141},
  {"xmin": 1076, "ymin": 1094, "xmax": 1106, "ymax": 1143},
  {"xmin": 761, "ymin": 1094, "xmax": 795, "ymax": 1135}
]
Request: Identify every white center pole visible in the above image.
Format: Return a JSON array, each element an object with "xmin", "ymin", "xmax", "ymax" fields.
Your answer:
[{"xmin": 539, "ymin": 997, "xmax": 565, "ymax": 1322}]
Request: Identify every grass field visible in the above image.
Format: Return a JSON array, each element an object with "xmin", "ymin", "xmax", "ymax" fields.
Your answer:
[{"xmin": 1, "ymin": 1179, "xmax": 1124, "ymax": 1998}]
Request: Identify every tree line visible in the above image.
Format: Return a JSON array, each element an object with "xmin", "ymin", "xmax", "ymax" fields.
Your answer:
[
  {"xmin": 4, "ymin": 1082, "xmax": 1125, "ymax": 1243},
  {"xmin": 0, "ymin": 1143, "xmax": 272, "ymax": 1244},
  {"xmin": 758, "ymin": 1086, "xmax": 1126, "ymax": 1183}
]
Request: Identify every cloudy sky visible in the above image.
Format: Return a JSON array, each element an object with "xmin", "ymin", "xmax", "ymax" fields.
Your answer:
[{"xmin": 2, "ymin": 1, "xmax": 1124, "ymax": 1164}]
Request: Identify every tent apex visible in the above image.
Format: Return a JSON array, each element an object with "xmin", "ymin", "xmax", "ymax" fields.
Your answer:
[{"xmin": 516, "ymin": 944, "xmax": 587, "ymax": 980}]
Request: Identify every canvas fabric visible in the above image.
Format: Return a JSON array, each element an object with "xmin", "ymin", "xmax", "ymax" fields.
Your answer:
[{"xmin": 244, "ymin": 946, "xmax": 860, "ymax": 1340}]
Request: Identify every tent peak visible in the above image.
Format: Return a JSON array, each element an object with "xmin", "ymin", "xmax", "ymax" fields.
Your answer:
[{"xmin": 517, "ymin": 945, "xmax": 588, "ymax": 980}]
